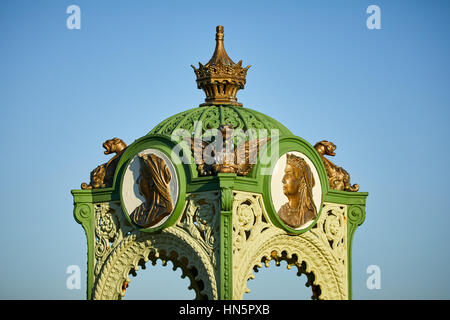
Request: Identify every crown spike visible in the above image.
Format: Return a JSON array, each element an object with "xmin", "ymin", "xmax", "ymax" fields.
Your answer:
[
  {"xmin": 207, "ymin": 25, "xmax": 235, "ymax": 67},
  {"xmin": 192, "ymin": 26, "xmax": 249, "ymax": 107}
]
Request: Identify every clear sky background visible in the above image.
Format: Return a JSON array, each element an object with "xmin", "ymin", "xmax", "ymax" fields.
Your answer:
[{"xmin": 1, "ymin": 0, "xmax": 449, "ymax": 300}]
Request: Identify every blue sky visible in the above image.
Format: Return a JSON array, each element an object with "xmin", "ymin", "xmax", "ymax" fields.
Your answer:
[{"xmin": 1, "ymin": 0, "xmax": 449, "ymax": 299}]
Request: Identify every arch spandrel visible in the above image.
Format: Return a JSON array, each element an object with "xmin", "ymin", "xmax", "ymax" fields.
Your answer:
[
  {"xmin": 232, "ymin": 191, "xmax": 348, "ymax": 300},
  {"xmin": 90, "ymin": 191, "xmax": 221, "ymax": 300}
]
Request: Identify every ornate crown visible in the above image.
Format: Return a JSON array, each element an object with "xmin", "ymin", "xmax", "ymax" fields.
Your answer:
[{"xmin": 191, "ymin": 26, "xmax": 251, "ymax": 107}]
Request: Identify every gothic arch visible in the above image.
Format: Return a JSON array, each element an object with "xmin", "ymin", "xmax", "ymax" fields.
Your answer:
[
  {"xmin": 74, "ymin": 188, "xmax": 359, "ymax": 300},
  {"xmin": 234, "ymin": 233, "xmax": 346, "ymax": 299},
  {"xmin": 92, "ymin": 228, "xmax": 218, "ymax": 300},
  {"xmin": 245, "ymin": 250, "xmax": 322, "ymax": 300},
  {"xmin": 232, "ymin": 191, "xmax": 347, "ymax": 300}
]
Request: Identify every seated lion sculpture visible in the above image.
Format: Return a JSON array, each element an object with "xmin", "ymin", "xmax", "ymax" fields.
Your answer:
[
  {"xmin": 314, "ymin": 140, "xmax": 359, "ymax": 192},
  {"xmin": 81, "ymin": 138, "xmax": 127, "ymax": 189}
]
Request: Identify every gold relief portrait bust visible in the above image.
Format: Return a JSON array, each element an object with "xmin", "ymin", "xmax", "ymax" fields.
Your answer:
[
  {"xmin": 121, "ymin": 149, "xmax": 179, "ymax": 229},
  {"xmin": 130, "ymin": 153, "xmax": 174, "ymax": 228},
  {"xmin": 271, "ymin": 152, "xmax": 321, "ymax": 230}
]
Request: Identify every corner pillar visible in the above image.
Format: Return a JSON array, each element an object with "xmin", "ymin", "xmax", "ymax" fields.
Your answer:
[{"xmin": 218, "ymin": 173, "xmax": 236, "ymax": 300}]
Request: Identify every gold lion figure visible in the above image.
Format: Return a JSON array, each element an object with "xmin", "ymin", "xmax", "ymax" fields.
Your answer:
[
  {"xmin": 277, "ymin": 154, "xmax": 317, "ymax": 229},
  {"xmin": 81, "ymin": 138, "xmax": 127, "ymax": 189},
  {"xmin": 130, "ymin": 153, "xmax": 174, "ymax": 228},
  {"xmin": 314, "ymin": 140, "xmax": 359, "ymax": 192}
]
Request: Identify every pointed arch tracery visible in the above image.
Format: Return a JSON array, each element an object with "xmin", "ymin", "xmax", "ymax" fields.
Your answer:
[
  {"xmin": 81, "ymin": 190, "xmax": 348, "ymax": 300},
  {"xmin": 232, "ymin": 191, "xmax": 348, "ymax": 300},
  {"xmin": 91, "ymin": 191, "xmax": 221, "ymax": 300},
  {"xmin": 92, "ymin": 231, "xmax": 216, "ymax": 300}
]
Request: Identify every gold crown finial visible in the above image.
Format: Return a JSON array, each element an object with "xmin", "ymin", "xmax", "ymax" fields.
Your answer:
[{"xmin": 191, "ymin": 26, "xmax": 251, "ymax": 107}]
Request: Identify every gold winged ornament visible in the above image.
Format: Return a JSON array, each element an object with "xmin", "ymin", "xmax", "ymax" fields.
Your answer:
[{"xmin": 185, "ymin": 125, "xmax": 271, "ymax": 176}]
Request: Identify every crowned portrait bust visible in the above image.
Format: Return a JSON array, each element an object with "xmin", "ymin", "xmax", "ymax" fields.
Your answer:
[{"xmin": 277, "ymin": 153, "xmax": 317, "ymax": 229}]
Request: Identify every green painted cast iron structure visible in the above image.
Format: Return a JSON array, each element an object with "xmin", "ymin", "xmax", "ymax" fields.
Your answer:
[{"xmin": 72, "ymin": 27, "xmax": 368, "ymax": 300}]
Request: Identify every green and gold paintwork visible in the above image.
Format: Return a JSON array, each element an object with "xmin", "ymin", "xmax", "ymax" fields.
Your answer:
[{"xmin": 72, "ymin": 105, "xmax": 367, "ymax": 300}]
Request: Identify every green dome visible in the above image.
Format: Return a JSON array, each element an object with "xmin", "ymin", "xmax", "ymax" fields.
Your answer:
[{"xmin": 148, "ymin": 105, "xmax": 292, "ymax": 137}]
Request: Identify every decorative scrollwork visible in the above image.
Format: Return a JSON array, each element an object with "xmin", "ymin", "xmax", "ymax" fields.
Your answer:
[
  {"xmin": 347, "ymin": 204, "xmax": 366, "ymax": 249},
  {"xmin": 236, "ymin": 202, "xmax": 254, "ymax": 231},
  {"xmin": 202, "ymin": 108, "xmax": 221, "ymax": 131},
  {"xmin": 74, "ymin": 203, "xmax": 92, "ymax": 223},
  {"xmin": 222, "ymin": 107, "xmax": 244, "ymax": 130},
  {"xmin": 177, "ymin": 108, "xmax": 205, "ymax": 133},
  {"xmin": 311, "ymin": 204, "xmax": 346, "ymax": 266},
  {"xmin": 91, "ymin": 192, "xmax": 220, "ymax": 300},
  {"xmin": 159, "ymin": 113, "xmax": 187, "ymax": 136},
  {"xmin": 233, "ymin": 193, "xmax": 265, "ymax": 255},
  {"xmin": 177, "ymin": 192, "xmax": 220, "ymax": 257},
  {"xmin": 93, "ymin": 202, "xmax": 133, "ymax": 277},
  {"xmin": 348, "ymin": 205, "xmax": 365, "ymax": 225},
  {"xmin": 92, "ymin": 226, "xmax": 218, "ymax": 300},
  {"xmin": 94, "ymin": 204, "xmax": 118, "ymax": 260},
  {"xmin": 232, "ymin": 191, "xmax": 348, "ymax": 300},
  {"xmin": 86, "ymin": 190, "xmax": 350, "ymax": 300}
]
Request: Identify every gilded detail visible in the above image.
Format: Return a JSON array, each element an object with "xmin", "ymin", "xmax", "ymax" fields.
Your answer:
[
  {"xmin": 314, "ymin": 140, "xmax": 359, "ymax": 192},
  {"xmin": 130, "ymin": 153, "xmax": 174, "ymax": 228},
  {"xmin": 81, "ymin": 138, "xmax": 127, "ymax": 189},
  {"xmin": 186, "ymin": 124, "xmax": 270, "ymax": 176},
  {"xmin": 277, "ymin": 154, "xmax": 317, "ymax": 228},
  {"xmin": 192, "ymin": 26, "xmax": 250, "ymax": 107}
]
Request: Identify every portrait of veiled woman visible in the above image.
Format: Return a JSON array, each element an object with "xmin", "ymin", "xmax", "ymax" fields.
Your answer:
[
  {"xmin": 130, "ymin": 153, "xmax": 174, "ymax": 228},
  {"xmin": 277, "ymin": 153, "xmax": 317, "ymax": 229}
]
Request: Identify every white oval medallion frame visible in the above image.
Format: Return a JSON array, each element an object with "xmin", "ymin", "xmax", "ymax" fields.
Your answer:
[
  {"xmin": 270, "ymin": 151, "xmax": 322, "ymax": 231},
  {"xmin": 121, "ymin": 148, "xmax": 179, "ymax": 229}
]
